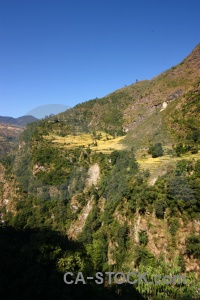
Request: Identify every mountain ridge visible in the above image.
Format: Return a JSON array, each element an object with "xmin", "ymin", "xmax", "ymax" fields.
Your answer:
[
  {"xmin": 0, "ymin": 115, "xmax": 38, "ymax": 127},
  {"xmin": 51, "ymin": 43, "xmax": 200, "ymax": 148}
]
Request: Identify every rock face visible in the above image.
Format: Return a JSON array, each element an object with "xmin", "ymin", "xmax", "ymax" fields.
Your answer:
[
  {"xmin": 68, "ymin": 197, "xmax": 94, "ymax": 239},
  {"xmin": 85, "ymin": 163, "xmax": 100, "ymax": 187}
]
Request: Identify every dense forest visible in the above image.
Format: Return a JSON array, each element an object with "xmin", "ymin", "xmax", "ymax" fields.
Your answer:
[{"xmin": 0, "ymin": 119, "xmax": 200, "ymax": 300}]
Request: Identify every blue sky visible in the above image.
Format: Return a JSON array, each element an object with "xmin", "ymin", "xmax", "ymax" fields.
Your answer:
[{"xmin": 0, "ymin": 0, "xmax": 200, "ymax": 117}]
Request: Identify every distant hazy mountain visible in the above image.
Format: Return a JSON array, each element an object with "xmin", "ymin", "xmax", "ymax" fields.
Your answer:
[{"xmin": 0, "ymin": 115, "xmax": 38, "ymax": 126}]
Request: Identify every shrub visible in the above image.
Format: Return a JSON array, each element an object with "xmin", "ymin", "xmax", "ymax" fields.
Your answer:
[
  {"xmin": 139, "ymin": 230, "xmax": 148, "ymax": 245},
  {"xmin": 155, "ymin": 200, "xmax": 165, "ymax": 219},
  {"xmin": 148, "ymin": 143, "xmax": 163, "ymax": 158},
  {"xmin": 186, "ymin": 234, "xmax": 200, "ymax": 258}
]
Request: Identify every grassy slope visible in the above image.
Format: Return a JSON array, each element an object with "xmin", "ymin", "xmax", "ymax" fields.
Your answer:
[
  {"xmin": 24, "ymin": 44, "xmax": 200, "ymax": 189},
  {"xmin": 27, "ymin": 44, "xmax": 200, "ymax": 189},
  {"xmin": 44, "ymin": 131, "xmax": 126, "ymax": 153},
  {"xmin": 54, "ymin": 44, "xmax": 200, "ymax": 149},
  {"xmin": 136, "ymin": 149, "xmax": 200, "ymax": 185}
]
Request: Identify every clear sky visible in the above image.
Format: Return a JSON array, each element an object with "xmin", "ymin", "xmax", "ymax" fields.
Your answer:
[{"xmin": 0, "ymin": 0, "xmax": 200, "ymax": 117}]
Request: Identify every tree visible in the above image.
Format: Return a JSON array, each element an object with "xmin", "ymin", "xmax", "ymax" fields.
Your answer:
[
  {"xmin": 186, "ymin": 234, "xmax": 200, "ymax": 258},
  {"xmin": 155, "ymin": 200, "xmax": 166, "ymax": 219},
  {"xmin": 148, "ymin": 143, "xmax": 163, "ymax": 158},
  {"xmin": 175, "ymin": 143, "xmax": 186, "ymax": 157},
  {"xmin": 139, "ymin": 230, "xmax": 148, "ymax": 245}
]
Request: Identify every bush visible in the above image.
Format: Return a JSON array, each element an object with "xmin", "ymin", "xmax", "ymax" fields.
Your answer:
[
  {"xmin": 175, "ymin": 143, "xmax": 187, "ymax": 157},
  {"xmin": 168, "ymin": 218, "xmax": 179, "ymax": 236},
  {"xmin": 186, "ymin": 234, "xmax": 200, "ymax": 258},
  {"xmin": 139, "ymin": 230, "xmax": 148, "ymax": 245},
  {"xmin": 134, "ymin": 246, "xmax": 155, "ymax": 267},
  {"xmin": 155, "ymin": 200, "xmax": 165, "ymax": 219},
  {"xmin": 148, "ymin": 143, "xmax": 163, "ymax": 158}
]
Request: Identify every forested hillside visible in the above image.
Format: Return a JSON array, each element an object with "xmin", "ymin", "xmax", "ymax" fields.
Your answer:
[
  {"xmin": 0, "ymin": 115, "xmax": 38, "ymax": 157},
  {"xmin": 0, "ymin": 45, "xmax": 200, "ymax": 300}
]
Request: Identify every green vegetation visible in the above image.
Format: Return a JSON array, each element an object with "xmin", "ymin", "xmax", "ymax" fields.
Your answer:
[
  {"xmin": 186, "ymin": 234, "xmax": 200, "ymax": 258},
  {"xmin": 1, "ymin": 128, "xmax": 200, "ymax": 299},
  {"xmin": 0, "ymin": 45, "xmax": 200, "ymax": 299},
  {"xmin": 148, "ymin": 143, "xmax": 164, "ymax": 158}
]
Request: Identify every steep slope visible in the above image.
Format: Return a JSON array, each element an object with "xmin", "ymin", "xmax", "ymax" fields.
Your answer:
[
  {"xmin": 0, "ymin": 115, "xmax": 38, "ymax": 156},
  {"xmin": 0, "ymin": 123, "xmax": 24, "ymax": 157},
  {"xmin": 0, "ymin": 45, "xmax": 200, "ymax": 300},
  {"xmin": 54, "ymin": 44, "xmax": 200, "ymax": 147}
]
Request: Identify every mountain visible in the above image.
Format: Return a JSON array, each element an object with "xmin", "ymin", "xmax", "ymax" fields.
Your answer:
[
  {"xmin": 0, "ymin": 115, "xmax": 38, "ymax": 126},
  {"xmin": 0, "ymin": 115, "xmax": 38, "ymax": 157},
  {"xmin": 0, "ymin": 45, "xmax": 200, "ymax": 300},
  {"xmin": 54, "ymin": 43, "xmax": 200, "ymax": 148}
]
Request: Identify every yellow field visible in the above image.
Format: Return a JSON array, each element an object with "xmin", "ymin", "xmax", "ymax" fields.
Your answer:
[
  {"xmin": 44, "ymin": 131, "xmax": 126, "ymax": 153},
  {"xmin": 43, "ymin": 132, "xmax": 200, "ymax": 184},
  {"xmin": 136, "ymin": 150, "xmax": 200, "ymax": 185}
]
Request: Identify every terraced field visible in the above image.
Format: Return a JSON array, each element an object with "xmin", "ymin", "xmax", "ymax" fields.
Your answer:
[
  {"xmin": 44, "ymin": 131, "xmax": 200, "ymax": 185},
  {"xmin": 137, "ymin": 150, "xmax": 200, "ymax": 185},
  {"xmin": 44, "ymin": 131, "xmax": 126, "ymax": 153}
]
